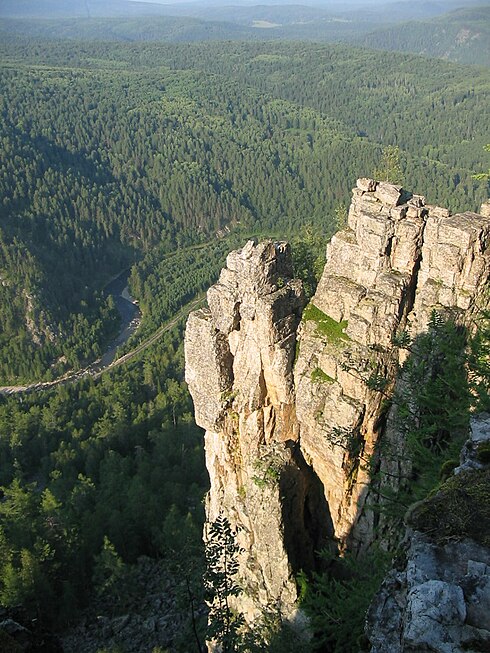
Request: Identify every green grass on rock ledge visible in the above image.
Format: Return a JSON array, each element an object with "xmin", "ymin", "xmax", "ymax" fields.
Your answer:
[{"xmin": 303, "ymin": 303, "xmax": 350, "ymax": 344}]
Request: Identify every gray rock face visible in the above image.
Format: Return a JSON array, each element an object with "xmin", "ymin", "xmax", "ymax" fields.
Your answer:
[
  {"xmin": 367, "ymin": 532, "xmax": 490, "ymax": 653},
  {"xmin": 455, "ymin": 412, "xmax": 490, "ymax": 474},
  {"xmin": 366, "ymin": 414, "xmax": 490, "ymax": 652},
  {"xmin": 404, "ymin": 581, "xmax": 466, "ymax": 651}
]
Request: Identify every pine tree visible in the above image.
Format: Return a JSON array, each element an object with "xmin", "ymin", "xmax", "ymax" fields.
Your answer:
[
  {"xmin": 373, "ymin": 145, "xmax": 403, "ymax": 185},
  {"xmin": 204, "ymin": 514, "xmax": 244, "ymax": 652}
]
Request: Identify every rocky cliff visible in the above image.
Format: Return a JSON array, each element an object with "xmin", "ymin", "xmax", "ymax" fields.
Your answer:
[
  {"xmin": 185, "ymin": 240, "xmax": 331, "ymax": 622},
  {"xmin": 185, "ymin": 180, "xmax": 490, "ymax": 625},
  {"xmin": 366, "ymin": 413, "xmax": 490, "ymax": 652}
]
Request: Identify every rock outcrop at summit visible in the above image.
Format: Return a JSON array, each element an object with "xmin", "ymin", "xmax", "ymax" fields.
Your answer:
[
  {"xmin": 185, "ymin": 180, "xmax": 490, "ymax": 622},
  {"xmin": 296, "ymin": 180, "xmax": 490, "ymax": 549}
]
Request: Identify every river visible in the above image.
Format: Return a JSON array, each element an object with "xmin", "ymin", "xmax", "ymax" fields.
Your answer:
[
  {"xmin": 0, "ymin": 269, "xmax": 142, "ymax": 394},
  {"xmin": 95, "ymin": 269, "xmax": 142, "ymax": 369}
]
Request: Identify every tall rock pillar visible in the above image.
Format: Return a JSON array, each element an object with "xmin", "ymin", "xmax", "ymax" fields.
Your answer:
[{"xmin": 185, "ymin": 240, "xmax": 331, "ymax": 622}]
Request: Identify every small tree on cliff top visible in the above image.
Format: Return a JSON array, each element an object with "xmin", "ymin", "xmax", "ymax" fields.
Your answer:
[
  {"xmin": 472, "ymin": 144, "xmax": 490, "ymax": 182},
  {"xmin": 373, "ymin": 145, "xmax": 403, "ymax": 185}
]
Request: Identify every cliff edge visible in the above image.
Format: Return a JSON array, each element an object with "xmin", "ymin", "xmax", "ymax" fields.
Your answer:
[{"xmin": 185, "ymin": 180, "xmax": 490, "ymax": 625}]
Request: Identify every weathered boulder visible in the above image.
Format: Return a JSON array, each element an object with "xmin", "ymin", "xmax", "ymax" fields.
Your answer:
[
  {"xmin": 374, "ymin": 181, "xmax": 403, "ymax": 206},
  {"xmin": 404, "ymin": 580, "xmax": 466, "ymax": 651},
  {"xmin": 367, "ymin": 413, "xmax": 490, "ymax": 652},
  {"xmin": 367, "ymin": 533, "xmax": 490, "ymax": 653}
]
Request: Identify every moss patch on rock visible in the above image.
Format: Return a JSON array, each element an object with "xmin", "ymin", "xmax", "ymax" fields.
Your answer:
[
  {"xmin": 311, "ymin": 367, "xmax": 335, "ymax": 384},
  {"xmin": 303, "ymin": 303, "xmax": 349, "ymax": 343},
  {"xmin": 407, "ymin": 468, "xmax": 490, "ymax": 547}
]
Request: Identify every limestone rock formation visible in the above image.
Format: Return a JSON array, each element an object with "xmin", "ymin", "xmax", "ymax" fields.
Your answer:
[
  {"xmin": 185, "ymin": 180, "xmax": 490, "ymax": 624},
  {"xmin": 295, "ymin": 179, "xmax": 490, "ymax": 549}
]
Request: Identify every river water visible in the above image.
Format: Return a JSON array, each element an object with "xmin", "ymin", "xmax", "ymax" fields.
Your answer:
[
  {"xmin": 97, "ymin": 269, "xmax": 142, "ymax": 369},
  {"xmin": 0, "ymin": 270, "xmax": 142, "ymax": 394}
]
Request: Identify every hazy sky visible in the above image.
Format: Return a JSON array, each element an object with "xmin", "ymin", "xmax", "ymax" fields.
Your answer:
[{"xmin": 127, "ymin": 0, "xmax": 414, "ymax": 4}]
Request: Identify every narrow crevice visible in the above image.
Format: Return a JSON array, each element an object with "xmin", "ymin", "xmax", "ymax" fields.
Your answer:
[
  {"xmin": 403, "ymin": 218, "xmax": 428, "ymax": 322},
  {"xmin": 280, "ymin": 443, "xmax": 336, "ymax": 576}
]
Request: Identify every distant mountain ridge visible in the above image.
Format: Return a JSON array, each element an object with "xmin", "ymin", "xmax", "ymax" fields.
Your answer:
[
  {"xmin": 1, "ymin": 0, "xmax": 489, "ymax": 66},
  {"xmin": 358, "ymin": 5, "xmax": 490, "ymax": 65}
]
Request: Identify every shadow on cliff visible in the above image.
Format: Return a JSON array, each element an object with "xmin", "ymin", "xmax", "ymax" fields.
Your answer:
[
  {"xmin": 350, "ymin": 314, "xmax": 472, "ymax": 550},
  {"xmin": 291, "ymin": 313, "xmax": 476, "ymax": 652},
  {"xmin": 281, "ymin": 442, "xmax": 335, "ymax": 576}
]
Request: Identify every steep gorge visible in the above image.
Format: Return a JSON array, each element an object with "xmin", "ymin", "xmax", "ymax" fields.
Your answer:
[{"xmin": 185, "ymin": 180, "xmax": 490, "ymax": 628}]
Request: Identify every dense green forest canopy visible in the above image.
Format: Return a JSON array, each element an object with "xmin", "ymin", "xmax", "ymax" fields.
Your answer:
[
  {"xmin": 0, "ymin": 324, "xmax": 208, "ymax": 632},
  {"xmin": 1, "ymin": 0, "xmax": 488, "ymax": 66},
  {"xmin": 1, "ymin": 36, "xmax": 488, "ymax": 382},
  {"xmin": 358, "ymin": 6, "xmax": 490, "ymax": 66}
]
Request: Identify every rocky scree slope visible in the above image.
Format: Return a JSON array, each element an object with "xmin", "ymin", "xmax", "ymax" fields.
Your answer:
[{"xmin": 185, "ymin": 179, "xmax": 490, "ymax": 624}]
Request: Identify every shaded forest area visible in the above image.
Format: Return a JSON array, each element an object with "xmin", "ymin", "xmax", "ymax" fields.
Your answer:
[{"xmin": 0, "ymin": 324, "xmax": 207, "ymax": 632}]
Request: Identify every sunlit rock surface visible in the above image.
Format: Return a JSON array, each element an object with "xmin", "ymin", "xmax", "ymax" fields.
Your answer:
[{"xmin": 185, "ymin": 180, "xmax": 490, "ymax": 623}]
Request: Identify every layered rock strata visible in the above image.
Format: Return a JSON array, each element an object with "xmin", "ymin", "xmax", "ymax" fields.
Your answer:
[
  {"xmin": 185, "ymin": 181, "xmax": 490, "ymax": 620},
  {"xmin": 296, "ymin": 180, "xmax": 490, "ymax": 549}
]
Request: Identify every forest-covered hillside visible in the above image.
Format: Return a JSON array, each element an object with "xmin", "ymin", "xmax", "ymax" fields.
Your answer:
[
  {"xmin": 1, "ymin": 37, "xmax": 488, "ymax": 382},
  {"xmin": 2, "ymin": 0, "xmax": 487, "ymax": 58},
  {"xmin": 359, "ymin": 5, "xmax": 490, "ymax": 66}
]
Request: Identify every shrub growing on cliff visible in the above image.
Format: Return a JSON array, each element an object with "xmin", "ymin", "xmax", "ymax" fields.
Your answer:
[
  {"xmin": 399, "ymin": 312, "xmax": 471, "ymax": 496},
  {"xmin": 299, "ymin": 548, "xmax": 390, "ymax": 653},
  {"xmin": 369, "ymin": 309, "xmax": 489, "ymax": 526},
  {"xmin": 291, "ymin": 227, "xmax": 327, "ymax": 299},
  {"xmin": 468, "ymin": 309, "xmax": 490, "ymax": 411}
]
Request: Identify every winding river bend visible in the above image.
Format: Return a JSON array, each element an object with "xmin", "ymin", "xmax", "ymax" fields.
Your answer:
[
  {"xmin": 98, "ymin": 269, "xmax": 142, "ymax": 369},
  {"xmin": 0, "ymin": 270, "xmax": 142, "ymax": 395},
  {"xmin": 0, "ymin": 240, "xmax": 213, "ymax": 396}
]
